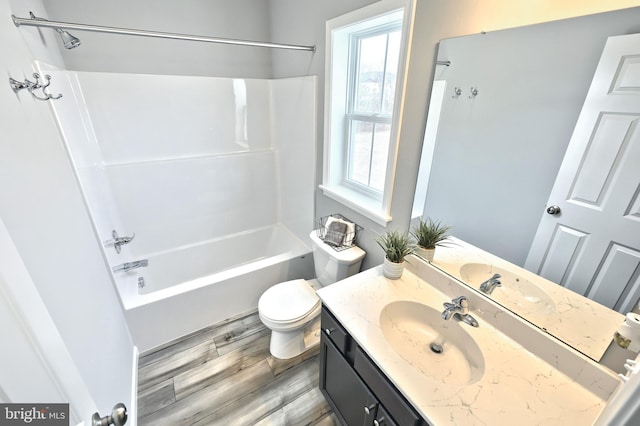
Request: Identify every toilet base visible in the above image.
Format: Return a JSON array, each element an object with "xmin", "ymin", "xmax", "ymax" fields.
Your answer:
[{"xmin": 269, "ymin": 316, "xmax": 321, "ymax": 359}]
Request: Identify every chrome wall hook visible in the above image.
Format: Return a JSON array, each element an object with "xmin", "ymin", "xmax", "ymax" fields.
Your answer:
[
  {"xmin": 8, "ymin": 73, "xmax": 62, "ymax": 101},
  {"xmin": 452, "ymin": 87, "xmax": 462, "ymax": 99},
  {"xmin": 469, "ymin": 86, "xmax": 479, "ymax": 98}
]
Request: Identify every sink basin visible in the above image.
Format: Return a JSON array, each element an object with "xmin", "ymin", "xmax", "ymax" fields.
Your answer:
[
  {"xmin": 379, "ymin": 301, "xmax": 485, "ymax": 386},
  {"xmin": 460, "ymin": 263, "xmax": 556, "ymax": 315}
]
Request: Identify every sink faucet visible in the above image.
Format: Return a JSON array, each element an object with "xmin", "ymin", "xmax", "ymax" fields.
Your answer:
[
  {"xmin": 442, "ymin": 296, "xmax": 479, "ymax": 327},
  {"xmin": 112, "ymin": 259, "xmax": 148, "ymax": 273},
  {"xmin": 480, "ymin": 273, "xmax": 502, "ymax": 295}
]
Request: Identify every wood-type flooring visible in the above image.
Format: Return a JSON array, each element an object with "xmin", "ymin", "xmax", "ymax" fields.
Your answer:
[{"xmin": 137, "ymin": 310, "xmax": 338, "ymax": 425}]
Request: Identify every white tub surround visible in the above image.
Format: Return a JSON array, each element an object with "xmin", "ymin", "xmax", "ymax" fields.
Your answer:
[
  {"xmin": 429, "ymin": 236, "xmax": 623, "ymax": 361},
  {"xmin": 44, "ymin": 65, "xmax": 317, "ymax": 352},
  {"xmin": 317, "ymin": 262, "xmax": 620, "ymax": 425}
]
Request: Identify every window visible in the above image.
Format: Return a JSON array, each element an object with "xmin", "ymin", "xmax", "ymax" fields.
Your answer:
[
  {"xmin": 321, "ymin": 0, "xmax": 414, "ymax": 225},
  {"xmin": 347, "ymin": 25, "xmax": 401, "ymax": 194}
]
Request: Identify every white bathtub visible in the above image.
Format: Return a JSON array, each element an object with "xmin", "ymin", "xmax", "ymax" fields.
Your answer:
[{"xmin": 119, "ymin": 225, "xmax": 314, "ymax": 353}]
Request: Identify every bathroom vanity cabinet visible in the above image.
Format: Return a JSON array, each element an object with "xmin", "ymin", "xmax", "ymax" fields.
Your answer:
[{"xmin": 319, "ymin": 306, "xmax": 427, "ymax": 426}]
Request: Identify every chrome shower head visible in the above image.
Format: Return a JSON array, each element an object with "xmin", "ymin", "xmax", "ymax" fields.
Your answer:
[{"xmin": 55, "ymin": 27, "xmax": 81, "ymax": 49}]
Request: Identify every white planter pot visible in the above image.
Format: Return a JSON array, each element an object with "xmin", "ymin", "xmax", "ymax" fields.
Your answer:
[
  {"xmin": 383, "ymin": 258, "xmax": 405, "ymax": 280},
  {"xmin": 415, "ymin": 246, "xmax": 436, "ymax": 262}
]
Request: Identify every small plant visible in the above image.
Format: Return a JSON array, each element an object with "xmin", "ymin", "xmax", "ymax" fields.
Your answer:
[
  {"xmin": 376, "ymin": 230, "xmax": 414, "ymax": 263},
  {"xmin": 411, "ymin": 218, "xmax": 451, "ymax": 249}
]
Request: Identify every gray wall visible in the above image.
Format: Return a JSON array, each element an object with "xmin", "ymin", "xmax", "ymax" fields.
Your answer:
[
  {"xmin": 44, "ymin": 0, "xmax": 273, "ymax": 78},
  {"xmin": 268, "ymin": 0, "xmax": 640, "ymax": 269},
  {"xmin": 423, "ymin": 8, "xmax": 640, "ymax": 266}
]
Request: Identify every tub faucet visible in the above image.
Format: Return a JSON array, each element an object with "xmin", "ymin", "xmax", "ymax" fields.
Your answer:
[
  {"xmin": 480, "ymin": 273, "xmax": 502, "ymax": 295},
  {"xmin": 442, "ymin": 296, "xmax": 479, "ymax": 327},
  {"xmin": 112, "ymin": 259, "xmax": 148, "ymax": 273}
]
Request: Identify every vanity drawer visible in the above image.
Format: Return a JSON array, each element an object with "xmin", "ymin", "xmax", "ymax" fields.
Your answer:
[
  {"xmin": 355, "ymin": 346, "xmax": 426, "ymax": 426},
  {"xmin": 321, "ymin": 306, "xmax": 355, "ymax": 363}
]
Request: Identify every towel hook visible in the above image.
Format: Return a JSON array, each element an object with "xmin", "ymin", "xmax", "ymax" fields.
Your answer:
[
  {"xmin": 9, "ymin": 73, "xmax": 62, "ymax": 101},
  {"xmin": 468, "ymin": 86, "xmax": 479, "ymax": 99},
  {"xmin": 452, "ymin": 87, "xmax": 462, "ymax": 99}
]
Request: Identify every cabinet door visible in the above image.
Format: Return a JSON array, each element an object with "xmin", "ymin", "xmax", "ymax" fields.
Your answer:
[
  {"xmin": 374, "ymin": 404, "xmax": 398, "ymax": 426},
  {"xmin": 355, "ymin": 347, "xmax": 425, "ymax": 426},
  {"xmin": 320, "ymin": 334, "xmax": 377, "ymax": 425}
]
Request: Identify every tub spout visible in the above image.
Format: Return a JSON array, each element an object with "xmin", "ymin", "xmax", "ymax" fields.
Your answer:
[{"xmin": 112, "ymin": 259, "xmax": 148, "ymax": 273}]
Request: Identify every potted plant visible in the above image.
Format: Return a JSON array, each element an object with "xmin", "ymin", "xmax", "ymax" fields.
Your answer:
[
  {"xmin": 376, "ymin": 230, "xmax": 414, "ymax": 279},
  {"xmin": 410, "ymin": 217, "xmax": 451, "ymax": 262}
]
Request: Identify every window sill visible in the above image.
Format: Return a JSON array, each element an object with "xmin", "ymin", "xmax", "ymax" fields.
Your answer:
[{"xmin": 319, "ymin": 184, "xmax": 392, "ymax": 226}]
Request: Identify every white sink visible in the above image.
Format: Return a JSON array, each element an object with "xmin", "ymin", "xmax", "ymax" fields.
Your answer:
[
  {"xmin": 379, "ymin": 301, "xmax": 485, "ymax": 386},
  {"xmin": 460, "ymin": 263, "xmax": 556, "ymax": 315}
]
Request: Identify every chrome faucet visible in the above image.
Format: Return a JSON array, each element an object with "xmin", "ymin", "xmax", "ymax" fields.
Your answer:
[
  {"xmin": 104, "ymin": 230, "xmax": 135, "ymax": 254},
  {"xmin": 442, "ymin": 296, "xmax": 479, "ymax": 327},
  {"xmin": 112, "ymin": 259, "xmax": 148, "ymax": 273},
  {"xmin": 480, "ymin": 273, "xmax": 502, "ymax": 294}
]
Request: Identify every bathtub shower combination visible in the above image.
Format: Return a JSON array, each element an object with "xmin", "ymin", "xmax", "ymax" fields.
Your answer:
[{"xmin": 45, "ymin": 64, "xmax": 317, "ymax": 352}]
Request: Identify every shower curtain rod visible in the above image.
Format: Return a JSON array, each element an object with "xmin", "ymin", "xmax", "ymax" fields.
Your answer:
[{"xmin": 12, "ymin": 14, "xmax": 316, "ymax": 52}]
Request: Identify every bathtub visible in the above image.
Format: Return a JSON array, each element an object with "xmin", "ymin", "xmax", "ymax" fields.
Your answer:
[{"xmin": 119, "ymin": 225, "xmax": 314, "ymax": 353}]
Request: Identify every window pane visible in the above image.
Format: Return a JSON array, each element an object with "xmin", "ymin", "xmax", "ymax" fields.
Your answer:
[
  {"xmin": 348, "ymin": 120, "xmax": 390, "ymax": 192},
  {"xmin": 370, "ymin": 123, "xmax": 390, "ymax": 191},
  {"xmin": 382, "ymin": 30, "xmax": 401, "ymax": 115},
  {"xmin": 354, "ymin": 33, "xmax": 388, "ymax": 114},
  {"xmin": 349, "ymin": 120, "xmax": 374, "ymax": 186}
]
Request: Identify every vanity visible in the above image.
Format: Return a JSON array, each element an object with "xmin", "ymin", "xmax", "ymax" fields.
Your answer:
[{"xmin": 316, "ymin": 257, "xmax": 621, "ymax": 425}]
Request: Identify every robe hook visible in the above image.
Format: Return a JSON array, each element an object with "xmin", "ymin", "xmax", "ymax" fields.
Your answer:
[{"xmin": 8, "ymin": 73, "xmax": 62, "ymax": 101}]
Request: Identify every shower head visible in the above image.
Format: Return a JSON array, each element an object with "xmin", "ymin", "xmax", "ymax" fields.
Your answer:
[
  {"xmin": 55, "ymin": 27, "xmax": 81, "ymax": 49},
  {"xmin": 27, "ymin": 12, "xmax": 81, "ymax": 49}
]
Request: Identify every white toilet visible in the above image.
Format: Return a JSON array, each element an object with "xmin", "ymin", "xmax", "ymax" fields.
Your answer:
[{"xmin": 258, "ymin": 230, "xmax": 365, "ymax": 359}]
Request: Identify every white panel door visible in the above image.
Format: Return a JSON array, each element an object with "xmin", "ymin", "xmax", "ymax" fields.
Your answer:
[{"xmin": 525, "ymin": 34, "xmax": 640, "ymax": 313}]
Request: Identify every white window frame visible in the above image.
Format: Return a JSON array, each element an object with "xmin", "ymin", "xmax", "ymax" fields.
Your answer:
[{"xmin": 321, "ymin": 0, "xmax": 415, "ymax": 226}]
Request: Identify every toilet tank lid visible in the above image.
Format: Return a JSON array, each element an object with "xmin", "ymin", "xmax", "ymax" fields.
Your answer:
[
  {"xmin": 309, "ymin": 231, "xmax": 366, "ymax": 263},
  {"xmin": 259, "ymin": 279, "xmax": 319, "ymax": 322}
]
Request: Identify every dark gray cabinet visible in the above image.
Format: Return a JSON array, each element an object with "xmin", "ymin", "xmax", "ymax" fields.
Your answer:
[{"xmin": 319, "ymin": 306, "xmax": 427, "ymax": 426}]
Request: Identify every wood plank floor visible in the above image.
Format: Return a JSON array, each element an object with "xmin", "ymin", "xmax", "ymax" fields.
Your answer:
[{"xmin": 137, "ymin": 310, "xmax": 338, "ymax": 426}]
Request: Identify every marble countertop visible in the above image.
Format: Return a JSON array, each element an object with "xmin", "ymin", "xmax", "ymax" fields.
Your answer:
[
  {"xmin": 430, "ymin": 237, "xmax": 624, "ymax": 361},
  {"xmin": 317, "ymin": 264, "xmax": 619, "ymax": 425}
]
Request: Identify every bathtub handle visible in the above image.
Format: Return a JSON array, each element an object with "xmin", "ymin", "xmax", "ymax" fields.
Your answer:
[{"xmin": 104, "ymin": 230, "xmax": 135, "ymax": 254}]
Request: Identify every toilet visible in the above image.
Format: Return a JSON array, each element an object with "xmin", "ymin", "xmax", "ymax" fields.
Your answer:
[{"xmin": 258, "ymin": 230, "xmax": 365, "ymax": 359}]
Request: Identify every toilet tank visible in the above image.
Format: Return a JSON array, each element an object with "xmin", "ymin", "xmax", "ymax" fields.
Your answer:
[{"xmin": 309, "ymin": 231, "xmax": 366, "ymax": 285}]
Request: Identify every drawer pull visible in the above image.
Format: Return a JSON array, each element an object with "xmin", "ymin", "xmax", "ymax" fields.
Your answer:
[
  {"xmin": 364, "ymin": 404, "xmax": 376, "ymax": 415},
  {"xmin": 324, "ymin": 327, "xmax": 335, "ymax": 335}
]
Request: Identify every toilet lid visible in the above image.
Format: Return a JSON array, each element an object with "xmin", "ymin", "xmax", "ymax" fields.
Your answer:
[{"xmin": 259, "ymin": 279, "xmax": 320, "ymax": 323}]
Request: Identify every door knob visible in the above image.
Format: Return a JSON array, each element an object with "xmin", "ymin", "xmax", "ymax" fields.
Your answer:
[{"xmin": 546, "ymin": 205, "xmax": 561, "ymax": 215}]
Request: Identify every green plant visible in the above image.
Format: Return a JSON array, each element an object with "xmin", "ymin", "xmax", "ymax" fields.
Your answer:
[
  {"xmin": 376, "ymin": 230, "xmax": 414, "ymax": 263},
  {"xmin": 411, "ymin": 218, "xmax": 451, "ymax": 249}
]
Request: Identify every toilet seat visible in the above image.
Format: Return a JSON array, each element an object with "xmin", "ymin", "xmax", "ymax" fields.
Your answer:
[{"xmin": 258, "ymin": 279, "xmax": 320, "ymax": 324}]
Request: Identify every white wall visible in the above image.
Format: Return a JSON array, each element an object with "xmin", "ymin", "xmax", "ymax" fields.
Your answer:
[{"xmin": 1, "ymin": 0, "xmax": 134, "ymax": 419}]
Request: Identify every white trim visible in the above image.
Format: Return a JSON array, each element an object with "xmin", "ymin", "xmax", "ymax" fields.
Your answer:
[
  {"xmin": 129, "ymin": 346, "xmax": 139, "ymax": 426},
  {"xmin": 323, "ymin": 0, "xmax": 416, "ymax": 222},
  {"xmin": 412, "ymin": 80, "xmax": 446, "ymax": 219},
  {"xmin": 320, "ymin": 184, "xmax": 392, "ymax": 226}
]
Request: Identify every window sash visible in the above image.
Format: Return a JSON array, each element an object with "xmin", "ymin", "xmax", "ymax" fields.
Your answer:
[{"xmin": 344, "ymin": 24, "xmax": 399, "ymax": 195}]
